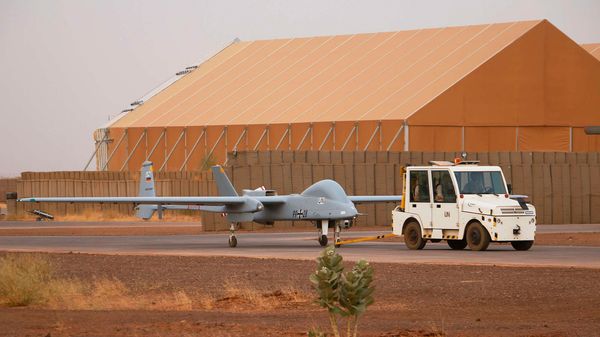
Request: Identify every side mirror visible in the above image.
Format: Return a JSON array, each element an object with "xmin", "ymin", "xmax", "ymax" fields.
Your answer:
[{"xmin": 507, "ymin": 184, "xmax": 513, "ymax": 194}]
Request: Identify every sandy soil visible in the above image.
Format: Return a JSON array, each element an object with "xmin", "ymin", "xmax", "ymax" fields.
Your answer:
[{"xmin": 1, "ymin": 253, "xmax": 599, "ymax": 337}]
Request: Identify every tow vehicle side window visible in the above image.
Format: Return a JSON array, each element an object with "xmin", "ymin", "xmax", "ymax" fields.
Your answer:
[
  {"xmin": 431, "ymin": 170, "xmax": 457, "ymax": 203},
  {"xmin": 409, "ymin": 171, "xmax": 430, "ymax": 203}
]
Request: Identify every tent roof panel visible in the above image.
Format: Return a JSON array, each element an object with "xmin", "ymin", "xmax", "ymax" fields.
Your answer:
[{"xmin": 109, "ymin": 20, "xmax": 542, "ymax": 128}]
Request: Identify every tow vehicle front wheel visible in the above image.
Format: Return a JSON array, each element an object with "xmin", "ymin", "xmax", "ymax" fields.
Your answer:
[
  {"xmin": 466, "ymin": 222, "xmax": 490, "ymax": 251},
  {"xmin": 511, "ymin": 240, "xmax": 534, "ymax": 251},
  {"xmin": 404, "ymin": 221, "xmax": 426, "ymax": 250}
]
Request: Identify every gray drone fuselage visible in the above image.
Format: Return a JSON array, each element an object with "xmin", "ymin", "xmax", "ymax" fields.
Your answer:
[{"xmin": 227, "ymin": 180, "xmax": 358, "ymax": 223}]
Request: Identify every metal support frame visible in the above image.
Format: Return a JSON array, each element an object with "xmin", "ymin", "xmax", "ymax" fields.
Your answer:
[
  {"xmin": 403, "ymin": 122, "xmax": 409, "ymax": 151},
  {"xmin": 101, "ymin": 129, "xmax": 128, "ymax": 171},
  {"xmin": 569, "ymin": 127, "xmax": 573, "ymax": 152},
  {"xmin": 232, "ymin": 127, "xmax": 248, "ymax": 151},
  {"xmin": 179, "ymin": 128, "xmax": 206, "ymax": 171},
  {"xmin": 363, "ymin": 122, "xmax": 381, "ymax": 151},
  {"xmin": 201, "ymin": 127, "xmax": 226, "ymax": 169},
  {"xmin": 318, "ymin": 123, "xmax": 335, "ymax": 150},
  {"xmin": 159, "ymin": 128, "xmax": 186, "ymax": 171},
  {"xmin": 275, "ymin": 124, "xmax": 291, "ymax": 150},
  {"xmin": 83, "ymin": 132, "xmax": 109, "ymax": 171},
  {"xmin": 355, "ymin": 123, "xmax": 359, "ymax": 150},
  {"xmin": 386, "ymin": 124, "xmax": 404, "ymax": 151},
  {"xmin": 253, "ymin": 126, "xmax": 269, "ymax": 151},
  {"xmin": 145, "ymin": 128, "xmax": 167, "ymax": 162},
  {"xmin": 225, "ymin": 127, "xmax": 247, "ymax": 167},
  {"xmin": 340, "ymin": 124, "xmax": 357, "ymax": 151},
  {"xmin": 119, "ymin": 129, "xmax": 147, "ymax": 171},
  {"xmin": 295, "ymin": 124, "xmax": 313, "ymax": 150}
]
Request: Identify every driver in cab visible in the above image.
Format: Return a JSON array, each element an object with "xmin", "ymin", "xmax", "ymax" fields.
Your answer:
[{"xmin": 462, "ymin": 172, "xmax": 484, "ymax": 194}]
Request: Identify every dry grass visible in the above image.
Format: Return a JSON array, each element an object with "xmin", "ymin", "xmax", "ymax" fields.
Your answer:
[
  {"xmin": 46, "ymin": 277, "xmax": 194, "ymax": 311},
  {"xmin": 0, "ymin": 253, "xmax": 193, "ymax": 310},
  {"xmin": 206, "ymin": 280, "xmax": 312, "ymax": 311},
  {"xmin": 0, "ymin": 254, "xmax": 309, "ymax": 312},
  {"xmin": 43, "ymin": 209, "xmax": 200, "ymax": 222},
  {"xmin": 0, "ymin": 254, "xmax": 52, "ymax": 306}
]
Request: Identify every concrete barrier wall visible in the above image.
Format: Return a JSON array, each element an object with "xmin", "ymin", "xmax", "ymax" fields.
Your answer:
[
  {"xmin": 0, "ymin": 178, "xmax": 18, "ymax": 202},
  {"xmin": 12, "ymin": 151, "xmax": 600, "ymax": 229}
]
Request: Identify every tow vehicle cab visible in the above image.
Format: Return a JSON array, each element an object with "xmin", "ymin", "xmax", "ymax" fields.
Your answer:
[{"xmin": 392, "ymin": 160, "xmax": 536, "ymax": 251}]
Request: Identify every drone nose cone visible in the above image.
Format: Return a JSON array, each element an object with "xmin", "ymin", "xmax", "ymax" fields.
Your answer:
[{"xmin": 346, "ymin": 205, "xmax": 358, "ymax": 217}]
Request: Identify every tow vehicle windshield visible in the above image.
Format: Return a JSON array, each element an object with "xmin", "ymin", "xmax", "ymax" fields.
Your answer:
[{"xmin": 454, "ymin": 171, "xmax": 507, "ymax": 195}]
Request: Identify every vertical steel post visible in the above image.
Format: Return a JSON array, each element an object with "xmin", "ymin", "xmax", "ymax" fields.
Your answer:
[
  {"xmin": 179, "ymin": 128, "xmax": 206, "ymax": 171},
  {"xmin": 145, "ymin": 129, "xmax": 166, "ymax": 162},
  {"xmin": 101, "ymin": 129, "xmax": 128, "ymax": 171},
  {"xmin": 386, "ymin": 125, "xmax": 404, "ymax": 151},
  {"xmin": 461, "ymin": 126, "xmax": 465, "ymax": 152},
  {"xmin": 83, "ymin": 133, "xmax": 109, "ymax": 171},
  {"xmin": 403, "ymin": 121, "xmax": 409, "ymax": 152},
  {"xmin": 340, "ymin": 124, "xmax": 357, "ymax": 151},
  {"xmin": 119, "ymin": 129, "xmax": 147, "ymax": 171},
  {"xmin": 159, "ymin": 129, "xmax": 187, "ymax": 171},
  {"xmin": 295, "ymin": 124, "xmax": 312, "ymax": 150},
  {"xmin": 569, "ymin": 127, "xmax": 573, "ymax": 152}
]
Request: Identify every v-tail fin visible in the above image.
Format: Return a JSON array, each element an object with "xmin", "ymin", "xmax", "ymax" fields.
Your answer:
[
  {"xmin": 136, "ymin": 161, "xmax": 157, "ymax": 219},
  {"xmin": 211, "ymin": 165, "xmax": 238, "ymax": 196}
]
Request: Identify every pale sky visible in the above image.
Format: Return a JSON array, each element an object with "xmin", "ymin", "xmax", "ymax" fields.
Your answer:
[{"xmin": 1, "ymin": 0, "xmax": 599, "ymax": 176}]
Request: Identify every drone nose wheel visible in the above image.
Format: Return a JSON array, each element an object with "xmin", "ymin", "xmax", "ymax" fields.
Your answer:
[
  {"xmin": 228, "ymin": 222, "xmax": 238, "ymax": 248},
  {"xmin": 228, "ymin": 235, "xmax": 237, "ymax": 248},
  {"xmin": 318, "ymin": 235, "xmax": 328, "ymax": 246}
]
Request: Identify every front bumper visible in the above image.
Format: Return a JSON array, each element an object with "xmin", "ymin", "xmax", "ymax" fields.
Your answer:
[{"xmin": 489, "ymin": 216, "xmax": 536, "ymax": 241}]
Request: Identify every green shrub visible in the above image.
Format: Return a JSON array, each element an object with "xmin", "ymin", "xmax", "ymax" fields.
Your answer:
[
  {"xmin": 0, "ymin": 254, "xmax": 52, "ymax": 306},
  {"xmin": 309, "ymin": 246, "xmax": 375, "ymax": 337}
]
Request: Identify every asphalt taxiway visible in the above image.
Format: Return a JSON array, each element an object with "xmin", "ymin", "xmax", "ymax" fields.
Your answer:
[{"xmin": 0, "ymin": 225, "xmax": 599, "ymax": 268}]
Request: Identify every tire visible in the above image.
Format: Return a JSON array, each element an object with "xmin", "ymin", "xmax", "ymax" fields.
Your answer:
[
  {"xmin": 228, "ymin": 236, "xmax": 237, "ymax": 248},
  {"xmin": 511, "ymin": 240, "xmax": 534, "ymax": 251},
  {"xmin": 447, "ymin": 239, "xmax": 467, "ymax": 250},
  {"xmin": 403, "ymin": 221, "xmax": 426, "ymax": 250},
  {"xmin": 318, "ymin": 235, "xmax": 328, "ymax": 247},
  {"xmin": 466, "ymin": 222, "xmax": 491, "ymax": 251}
]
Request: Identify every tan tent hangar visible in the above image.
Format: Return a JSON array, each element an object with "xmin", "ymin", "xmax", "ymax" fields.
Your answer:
[{"xmin": 92, "ymin": 19, "xmax": 600, "ymax": 172}]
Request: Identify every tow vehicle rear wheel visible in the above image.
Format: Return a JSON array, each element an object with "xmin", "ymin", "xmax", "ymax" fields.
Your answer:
[
  {"xmin": 511, "ymin": 240, "xmax": 534, "ymax": 251},
  {"xmin": 319, "ymin": 235, "xmax": 328, "ymax": 247},
  {"xmin": 404, "ymin": 221, "xmax": 426, "ymax": 250},
  {"xmin": 466, "ymin": 222, "xmax": 490, "ymax": 251},
  {"xmin": 447, "ymin": 239, "xmax": 467, "ymax": 250}
]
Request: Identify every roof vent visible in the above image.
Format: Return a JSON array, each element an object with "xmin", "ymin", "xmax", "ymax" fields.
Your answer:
[{"xmin": 176, "ymin": 69, "xmax": 192, "ymax": 76}]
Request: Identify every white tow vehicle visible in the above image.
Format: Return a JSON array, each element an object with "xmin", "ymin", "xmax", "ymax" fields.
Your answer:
[{"xmin": 392, "ymin": 160, "xmax": 536, "ymax": 251}]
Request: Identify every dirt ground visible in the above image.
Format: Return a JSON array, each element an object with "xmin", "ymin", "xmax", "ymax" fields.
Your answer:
[{"xmin": 1, "ymin": 253, "xmax": 599, "ymax": 337}]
